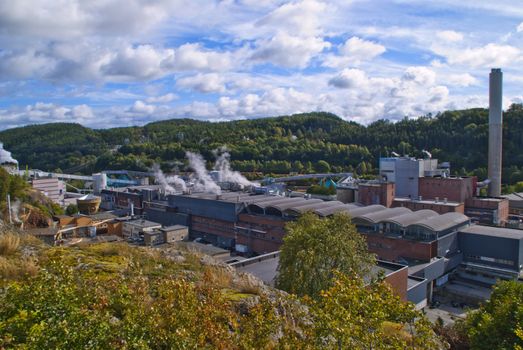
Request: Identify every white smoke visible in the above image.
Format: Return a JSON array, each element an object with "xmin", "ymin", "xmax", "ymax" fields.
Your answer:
[
  {"xmin": 186, "ymin": 152, "xmax": 221, "ymax": 194},
  {"xmin": 11, "ymin": 199, "xmax": 22, "ymax": 223},
  {"xmin": 152, "ymin": 164, "xmax": 186, "ymax": 194},
  {"xmin": 0, "ymin": 142, "xmax": 18, "ymax": 165},
  {"xmin": 213, "ymin": 146, "xmax": 256, "ymax": 187}
]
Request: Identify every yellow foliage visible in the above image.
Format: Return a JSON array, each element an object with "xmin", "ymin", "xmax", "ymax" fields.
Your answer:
[{"xmin": 0, "ymin": 232, "xmax": 20, "ymax": 256}]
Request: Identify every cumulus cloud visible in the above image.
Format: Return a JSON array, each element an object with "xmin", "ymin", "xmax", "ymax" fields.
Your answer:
[
  {"xmin": 432, "ymin": 43, "xmax": 521, "ymax": 68},
  {"xmin": 177, "ymin": 73, "xmax": 227, "ymax": 93},
  {"xmin": 323, "ymin": 36, "xmax": 386, "ymax": 68},
  {"xmin": 517, "ymin": 22, "xmax": 523, "ymax": 33},
  {"xmin": 446, "ymin": 73, "xmax": 478, "ymax": 87},
  {"xmin": 250, "ymin": 33, "xmax": 330, "ymax": 68},
  {"xmin": 254, "ymin": 0, "xmax": 327, "ymax": 37}
]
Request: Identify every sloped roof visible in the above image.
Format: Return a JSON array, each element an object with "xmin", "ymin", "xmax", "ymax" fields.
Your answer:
[
  {"xmin": 407, "ymin": 212, "xmax": 469, "ymax": 232},
  {"xmin": 353, "ymin": 207, "xmax": 412, "ymax": 225},
  {"xmin": 381, "ymin": 209, "xmax": 439, "ymax": 227}
]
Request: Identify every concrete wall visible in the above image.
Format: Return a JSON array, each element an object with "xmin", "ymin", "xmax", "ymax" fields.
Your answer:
[
  {"xmin": 459, "ymin": 231, "xmax": 522, "ymax": 272},
  {"xmin": 437, "ymin": 231, "xmax": 459, "ymax": 257},
  {"xmin": 395, "ymin": 159, "xmax": 421, "ymax": 198}
]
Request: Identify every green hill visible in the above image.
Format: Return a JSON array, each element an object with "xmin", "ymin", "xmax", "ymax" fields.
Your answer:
[{"xmin": 1, "ymin": 105, "xmax": 523, "ymax": 185}]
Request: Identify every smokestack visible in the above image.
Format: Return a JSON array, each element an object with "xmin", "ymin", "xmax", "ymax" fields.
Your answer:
[{"xmin": 488, "ymin": 68, "xmax": 503, "ymax": 197}]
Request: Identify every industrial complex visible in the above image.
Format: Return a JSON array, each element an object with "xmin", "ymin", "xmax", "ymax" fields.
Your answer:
[{"xmin": 1, "ymin": 68, "xmax": 522, "ymax": 310}]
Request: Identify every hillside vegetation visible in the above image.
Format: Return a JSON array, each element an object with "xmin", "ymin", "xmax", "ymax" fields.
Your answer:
[
  {"xmin": 1, "ymin": 105, "xmax": 523, "ymax": 186},
  {"xmin": 0, "ymin": 227, "xmax": 442, "ymax": 349}
]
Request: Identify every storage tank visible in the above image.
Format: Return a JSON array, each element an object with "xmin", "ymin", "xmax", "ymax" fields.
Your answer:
[{"xmin": 77, "ymin": 194, "xmax": 101, "ymax": 215}]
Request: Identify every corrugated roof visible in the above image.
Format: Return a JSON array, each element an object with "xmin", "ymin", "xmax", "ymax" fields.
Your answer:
[
  {"xmin": 381, "ymin": 209, "xmax": 439, "ymax": 227},
  {"xmin": 407, "ymin": 212, "xmax": 469, "ymax": 232},
  {"xmin": 247, "ymin": 197, "xmax": 303, "ymax": 211},
  {"xmin": 281, "ymin": 199, "xmax": 326, "ymax": 214},
  {"xmin": 460, "ymin": 225, "xmax": 523, "ymax": 240},
  {"xmin": 315, "ymin": 203, "xmax": 360, "ymax": 217},
  {"xmin": 345, "ymin": 205, "xmax": 386, "ymax": 217},
  {"xmin": 353, "ymin": 207, "xmax": 412, "ymax": 224},
  {"xmin": 266, "ymin": 198, "xmax": 313, "ymax": 212}
]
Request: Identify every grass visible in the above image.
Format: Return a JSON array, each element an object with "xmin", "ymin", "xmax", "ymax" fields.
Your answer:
[{"xmin": 0, "ymin": 232, "xmax": 20, "ymax": 256}]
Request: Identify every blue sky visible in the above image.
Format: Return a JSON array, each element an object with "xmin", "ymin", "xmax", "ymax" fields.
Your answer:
[{"xmin": 0, "ymin": 0, "xmax": 522, "ymax": 130}]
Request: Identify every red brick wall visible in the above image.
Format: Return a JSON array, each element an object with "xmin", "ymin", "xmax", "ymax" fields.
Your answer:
[
  {"xmin": 237, "ymin": 214, "xmax": 287, "ymax": 254},
  {"xmin": 392, "ymin": 200, "xmax": 465, "ymax": 214},
  {"xmin": 418, "ymin": 177, "xmax": 475, "ymax": 203},
  {"xmin": 359, "ymin": 183, "xmax": 395, "ymax": 207},
  {"xmin": 365, "ymin": 234, "xmax": 435, "ymax": 262},
  {"xmin": 384, "ymin": 267, "xmax": 408, "ymax": 301}
]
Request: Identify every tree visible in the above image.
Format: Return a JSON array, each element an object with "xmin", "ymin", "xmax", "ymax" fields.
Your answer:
[
  {"xmin": 310, "ymin": 272, "xmax": 441, "ymax": 350},
  {"xmin": 316, "ymin": 160, "xmax": 331, "ymax": 173},
  {"xmin": 275, "ymin": 212, "xmax": 375, "ymax": 299},
  {"xmin": 464, "ymin": 280, "xmax": 523, "ymax": 350},
  {"xmin": 65, "ymin": 204, "xmax": 79, "ymax": 215}
]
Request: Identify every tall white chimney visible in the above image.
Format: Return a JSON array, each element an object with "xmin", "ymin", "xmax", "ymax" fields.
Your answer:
[{"xmin": 488, "ymin": 68, "xmax": 503, "ymax": 197}]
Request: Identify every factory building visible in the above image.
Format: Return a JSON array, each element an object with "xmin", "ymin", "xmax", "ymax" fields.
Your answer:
[
  {"xmin": 358, "ymin": 182, "xmax": 395, "ymax": 207},
  {"xmin": 418, "ymin": 176, "xmax": 476, "ymax": 203},
  {"xmin": 501, "ymin": 192, "xmax": 523, "ymax": 217},
  {"xmin": 232, "ymin": 252, "xmax": 428, "ymax": 309},
  {"xmin": 464, "ymin": 197, "xmax": 509, "ymax": 226},
  {"xmin": 101, "ymin": 185, "xmax": 162, "ymax": 215},
  {"xmin": 458, "ymin": 225, "xmax": 523, "ymax": 282},
  {"xmin": 379, "ymin": 157, "xmax": 448, "ymax": 198},
  {"xmin": 392, "ymin": 197, "xmax": 465, "ymax": 215},
  {"xmin": 32, "ymin": 177, "xmax": 66, "ymax": 205}
]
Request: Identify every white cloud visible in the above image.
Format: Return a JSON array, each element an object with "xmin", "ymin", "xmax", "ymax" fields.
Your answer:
[
  {"xmin": 251, "ymin": 33, "xmax": 330, "ymax": 68},
  {"xmin": 432, "ymin": 43, "xmax": 521, "ymax": 68},
  {"xmin": 254, "ymin": 0, "xmax": 328, "ymax": 37},
  {"xmin": 517, "ymin": 22, "xmax": 523, "ymax": 33},
  {"xmin": 436, "ymin": 30, "xmax": 463, "ymax": 42},
  {"xmin": 446, "ymin": 73, "xmax": 478, "ymax": 87},
  {"xmin": 130, "ymin": 100, "xmax": 156, "ymax": 114},
  {"xmin": 145, "ymin": 93, "xmax": 177, "ymax": 104},
  {"xmin": 176, "ymin": 73, "xmax": 226, "ymax": 93},
  {"xmin": 323, "ymin": 36, "xmax": 386, "ymax": 68}
]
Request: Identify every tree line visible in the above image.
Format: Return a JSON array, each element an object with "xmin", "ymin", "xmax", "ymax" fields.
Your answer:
[{"xmin": 1, "ymin": 105, "xmax": 523, "ymax": 186}]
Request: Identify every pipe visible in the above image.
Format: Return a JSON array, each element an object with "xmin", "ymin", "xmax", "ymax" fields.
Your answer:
[{"xmin": 7, "ymin": 194, "xmax": 12, "ymax": 224}]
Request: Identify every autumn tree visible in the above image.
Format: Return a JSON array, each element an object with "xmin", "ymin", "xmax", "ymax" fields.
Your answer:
[
  {"xmin": 464, "ymin": 280, "xmax": 523, "ymax": 350},
  {"xmin": 275, "ymin": 212, "xmax": 375, "ymax": 299},
  {"xmin": 309, "ymin": 272, "xmax": 441, "ymax": 350}
]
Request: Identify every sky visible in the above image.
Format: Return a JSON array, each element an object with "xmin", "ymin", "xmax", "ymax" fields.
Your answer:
[{"xmin": 0, "ymin": 0, "xmax": 522, "ymax": 130}]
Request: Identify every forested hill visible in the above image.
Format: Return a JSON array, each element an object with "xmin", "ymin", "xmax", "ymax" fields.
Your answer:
[{"xmin": 1, "ymin": 105, "xmax": 523, "ymax": 184}]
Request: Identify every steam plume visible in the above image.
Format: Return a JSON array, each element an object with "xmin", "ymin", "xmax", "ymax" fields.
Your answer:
[
  {"xmin": 186, "ymin": 152, "xmax": 221, "ymax": 194},
  {"xmin": 152, "ymin": 164, "xmax": 186, "ymax": 193},
  {"xmin": 213, "ymin": 146, "xmax": 256, "ymax": 187},
  {"xmin": 0, "ymin": 142, "xmax": 18, "ymax": 165}
]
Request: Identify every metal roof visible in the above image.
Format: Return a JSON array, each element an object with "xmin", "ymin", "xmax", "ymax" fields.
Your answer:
[
  {"xmin": 266, "ymin": 198, "xmax": 313, "ymax": 212},
  {"xmin": 381, "ymin": 209, "xmax": 439, "ymax": 227},
  {"xmin": 315, "ymin": 203, "xmax": 360, "ymax": 217},
  {"xmin": 407, "ymin": 212, "xmax": 469, "ymax": 232},
  {"xmin": 459, "ymin": 225, "xmax": 523, "ymax": 240},
  {"xmin": 345, "ymin": 204, "xmax": 387, "ymax": 217},
  {"xmin": 282, "ymin": 199, "xmax": 328, "ymax": 215},
  {"xmin": 247, "ymin": 197, "xmax": 305, "ymax": 211},
  {"xmin": 353, "ymin": 207, "xmax": 412, "ymax": 225}
]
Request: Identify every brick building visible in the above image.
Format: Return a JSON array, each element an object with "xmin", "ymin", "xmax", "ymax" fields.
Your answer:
[
  {"xmin": 358, "ymin": 182, "xmax": 395, "ymax": 207},
  {"xmin": 418, "ymin": 176, "xmax": 476, "ymax": 203}
]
